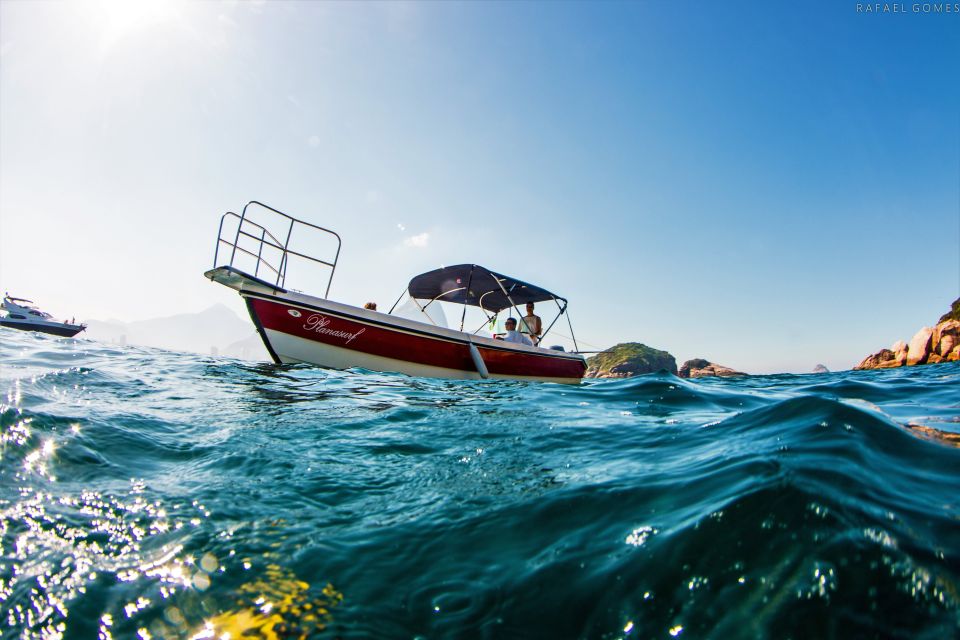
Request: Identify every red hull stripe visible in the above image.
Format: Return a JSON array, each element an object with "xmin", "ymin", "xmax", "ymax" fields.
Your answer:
[{"xmin": 249, "ymin": 297, "xmax": 586, "ymax": 379}]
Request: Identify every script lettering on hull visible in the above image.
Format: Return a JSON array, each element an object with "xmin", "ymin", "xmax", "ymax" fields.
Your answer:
[{"xmin": 303, "ymin": 314, "xmax": 366, "ymax": 344}]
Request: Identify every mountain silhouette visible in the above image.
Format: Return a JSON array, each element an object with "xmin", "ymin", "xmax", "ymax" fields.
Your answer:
[{"xmin": 83, "ymin": 304, "xmax": 267, "ymax": 360}]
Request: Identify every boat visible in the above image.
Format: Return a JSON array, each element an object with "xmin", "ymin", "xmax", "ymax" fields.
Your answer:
[
  {"xmin": 1, "ymin": 294, "xmax": 86, "ymax": 338},
  {"xmin": 204, "ymin": 201, "xmax": 588, "ymax": 382}
]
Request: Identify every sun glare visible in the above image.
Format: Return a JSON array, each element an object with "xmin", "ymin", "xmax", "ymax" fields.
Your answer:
[{"xmin": 90, "ymin": 0, "xmax": 185, "ymax": 52}]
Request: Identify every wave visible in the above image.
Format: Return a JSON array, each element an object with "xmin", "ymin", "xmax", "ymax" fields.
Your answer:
[{"xmin": 1, "ymin": 327, "xmax": 959, "ymax": 637}]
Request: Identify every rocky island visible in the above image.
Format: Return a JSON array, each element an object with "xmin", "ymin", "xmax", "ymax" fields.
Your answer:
[
  {"xmin": 583, "ymin": 299, "xmax": 959, "ymax": 377},
  {"xmin": 855, "ymin": 297, "xmax": 960, "ymax": 370},
  {"xmin": 678, "ymin": 358, "xmax": 746, "ymax": 378},
  {"xmin": 584, "ymin": 344, "xmax": 748, "ymax": 379},
  {"xmin": 585, "ymin": 343, "xmax": 677, "ymax": 378}
]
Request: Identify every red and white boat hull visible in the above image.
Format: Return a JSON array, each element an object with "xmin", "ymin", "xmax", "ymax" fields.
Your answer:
[{"xmin": 242, "ymin": 291, "xmax": 586, "ymax": 383}]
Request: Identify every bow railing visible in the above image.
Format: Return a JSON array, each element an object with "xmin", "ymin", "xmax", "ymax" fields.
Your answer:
[{"xmin": 212, "ymin": 201, "xmax": 342, "ymax": 298}]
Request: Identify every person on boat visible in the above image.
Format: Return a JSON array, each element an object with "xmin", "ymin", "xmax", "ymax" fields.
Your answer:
[
  {"xmin": 520, "ymin": 302, "xmax": 542, "ymax": 345},
  {"xmin": 363, "ymin": 302, "xmax": 377, "ymax": 311},
  {"xmin": 501, "ymin": 318, "xmax": 533, "ymax": 346}
]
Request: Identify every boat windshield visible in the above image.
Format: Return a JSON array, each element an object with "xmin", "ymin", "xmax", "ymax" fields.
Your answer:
[{"xmin": 393, "ymin": 297, "xmax": 449, "ymax": 328}]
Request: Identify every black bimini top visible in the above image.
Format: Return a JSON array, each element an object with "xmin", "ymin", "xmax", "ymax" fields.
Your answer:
[{"xmin": 407, "ymin": 264, "xmax": 565, "ymax": 313}]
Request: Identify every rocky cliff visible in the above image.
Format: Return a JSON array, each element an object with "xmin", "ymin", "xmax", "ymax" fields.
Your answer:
[
  {"xmin": 940, "ymin": 298, "xmax": 960, "ymax": 323},
  {"xmin": 678, "ymin": 358, "xmax": 746, "ymax": 378},
  {"xmin": 585, "ymin": 343, "xmax": 678, "ymax": 378},
  {"xmin": 855, "ymin": 298, "xmax": 960, "ymax": 370}
]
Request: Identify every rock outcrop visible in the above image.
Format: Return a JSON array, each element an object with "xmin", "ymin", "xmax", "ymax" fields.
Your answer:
[
  {"xmin": 891, "ymin": 340, "xmax": 909, "ymax": 365},
  {"xmin": 906, "ymin": 327, "xmax": 935, "ymax": 366},
  {"xmin": 855, "ymin": 297, "xmax": 960, "ymax": 370},
  {"xmin": 855, "ymin": 348, "xmax": 900, "ymax": 370},
  {"xmin": 928, "ymin": 320, "xmax": 960, "ymax": 364},
  {"xmin": 812, "ymin": 364, "xmax": 830, "ymax": 374},
  {"xmin": 585, "ymin": 343, "xmax": 677, "ymax": 378},
  {"xmin": 939, "ymin": 298, "xmax": 960, "ymax": 323},
  {"xmin": 678, "ymin": 358, "xmax": 747, "ymax": 378}
]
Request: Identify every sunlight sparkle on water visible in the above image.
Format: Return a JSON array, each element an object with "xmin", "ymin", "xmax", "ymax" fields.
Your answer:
[{"xmin": 625, "ymin": 526, "xmax": 657, "ymax": 547}]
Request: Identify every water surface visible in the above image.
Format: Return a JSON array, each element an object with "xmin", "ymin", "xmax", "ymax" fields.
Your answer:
[{"xmin": 1, "ymin": 327, "xmax": 958, "ymax": 638}]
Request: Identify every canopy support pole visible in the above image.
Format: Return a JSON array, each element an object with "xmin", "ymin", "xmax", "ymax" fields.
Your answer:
[
  {"xmin": 539, "ymin": 297, "xmax": 568, "ymax": 344},
  {"xmin": 565, "ymin": 310, "xmax": 580, "ymax": 353},
  {"xmin": 387, "ymin": 289, "xmax": 407, "ymax": 315},
  {"xmin": 472, "ymin": 312, "xmax": 497, "ymax": 335},
  {"xmin": 423, "ymin": 288, "xmax": 466, "ymax": 311},
  {"xmin": 411, "ymin": 297, "xmax": 440, "ymax": 327},
  {"xmin": 459, "ymin": 266, "xmax": 475, "ymax": 332},
  {"xmin": 493, "ymin": 277, "xmax": 525, "ymax": 336}
]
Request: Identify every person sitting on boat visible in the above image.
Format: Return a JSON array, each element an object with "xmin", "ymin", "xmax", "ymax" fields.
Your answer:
[
  {"xmin": 501, "ymin": 318, "xmax": 533, "ymax": 346},
  {"xmin": 363, "ymin": 302, "xmax": 377, "ymax": 311},
  {"xmin": 520, "ymin": 302, "xmax": 542, "ymax": 345}
]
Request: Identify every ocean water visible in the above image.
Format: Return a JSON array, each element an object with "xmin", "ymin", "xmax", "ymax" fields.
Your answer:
[{"xmin": 1, "ymin": 327, "xmax": 959, "ymax": 639}]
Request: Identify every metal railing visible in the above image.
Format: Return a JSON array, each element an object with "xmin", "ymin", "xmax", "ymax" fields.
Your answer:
[{"xmin": 213, "ymin": 200, "xmax": 342, "ymax": 298}]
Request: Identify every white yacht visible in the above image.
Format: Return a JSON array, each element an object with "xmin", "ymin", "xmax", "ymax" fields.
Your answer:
[{"xmin": 1, "ymin": 294, "xmax": 86, "ymax": 338}]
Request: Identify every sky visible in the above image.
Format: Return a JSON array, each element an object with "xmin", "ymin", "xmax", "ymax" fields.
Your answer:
[{"xmin": 1, "ymin": 0, "xmax": 957, "ymax": 373}]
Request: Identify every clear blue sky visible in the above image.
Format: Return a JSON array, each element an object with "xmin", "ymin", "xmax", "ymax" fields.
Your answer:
[{"xmin": 1, "ymin": 1, "xmax": 957, "ymax": 373}]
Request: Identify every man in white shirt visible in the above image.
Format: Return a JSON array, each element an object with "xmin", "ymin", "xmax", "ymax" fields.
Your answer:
[
  {"xmin": 501, "ymin": 317, "xmax": 533, "ymax": 346},
  {"xmin": 520, "ymin": 302, "xmax": 542, "ymax": 345}
]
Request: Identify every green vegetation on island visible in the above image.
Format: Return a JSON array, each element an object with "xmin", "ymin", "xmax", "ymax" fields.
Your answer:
[{"xmin": 585, "ymin": 343, "xmax": 678, "ymax": 378}]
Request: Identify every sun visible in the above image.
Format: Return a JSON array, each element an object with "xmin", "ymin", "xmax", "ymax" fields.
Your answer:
[{"xmin": 89, "ymin": 0, "xmax": 185, "ymax": 52}]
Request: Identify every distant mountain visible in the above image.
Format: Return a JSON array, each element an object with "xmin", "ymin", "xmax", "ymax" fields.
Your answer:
[
  {"xmin": 83, "ymin": 304, "xmax": 268, "ymax": 360},
  {"xmin": 221, "ymin": 332, "xmax": 270, "ymax": 361}
]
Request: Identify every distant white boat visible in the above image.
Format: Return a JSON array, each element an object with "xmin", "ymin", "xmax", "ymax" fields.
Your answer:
[{"xmin": 1, "ymin": 294, "xmax": 86, "ymax": 338}]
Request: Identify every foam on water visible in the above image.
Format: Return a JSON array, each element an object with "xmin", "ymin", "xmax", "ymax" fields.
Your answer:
[{"xmin": 1, "ymin": 327, "xmax": 958, "ymax": 638}]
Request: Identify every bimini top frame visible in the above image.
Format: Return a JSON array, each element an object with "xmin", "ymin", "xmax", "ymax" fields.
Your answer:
[
  {"xmin": 406, "ymin": 264, "xmax": 566, "ymax": 312},
  {"xmin": 388, "ymin": 263, "xmax": 579, "ymax": 351},
  {"xmin": 212, "ymin": 201, "xmax": 342, "ymax": 298}
]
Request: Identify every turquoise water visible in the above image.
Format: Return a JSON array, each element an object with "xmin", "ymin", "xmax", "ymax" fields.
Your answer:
[{"xmin": 1, "ymin": 327, "xmax": 959, "ymax": 639}]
